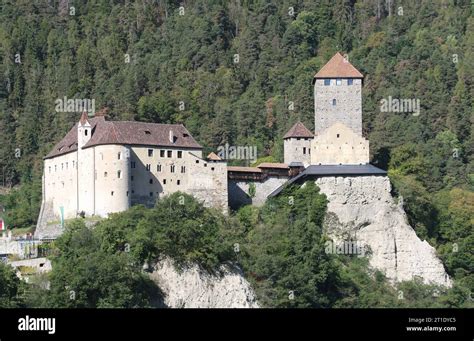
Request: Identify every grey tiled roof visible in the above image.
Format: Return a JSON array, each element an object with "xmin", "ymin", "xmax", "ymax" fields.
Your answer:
[{"xmin": 269, "ymin": 164, "xmax": 387, "ymax": 197}]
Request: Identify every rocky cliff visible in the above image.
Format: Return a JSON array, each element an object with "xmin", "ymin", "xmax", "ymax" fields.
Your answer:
[
  {"xmin": 315, "ymin": 176, "xmax": 451, "ymax": 287},
  {"xmin": 149, "ymin": 258, "xmax": 259, "ymax": 308}
]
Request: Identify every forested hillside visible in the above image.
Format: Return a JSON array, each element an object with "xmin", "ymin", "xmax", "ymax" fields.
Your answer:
[{"xmin": 0, "ymin": 0, "xmax": 472, "ymax": 306}]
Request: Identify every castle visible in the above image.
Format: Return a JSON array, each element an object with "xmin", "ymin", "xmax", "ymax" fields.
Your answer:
[
  {"xmin": 36, "ymin": 52, "xmax": 384, "ymax": 239},
  {"xmin": 32, "ymin": 53, "xmax": 454, "ymax": 288}
]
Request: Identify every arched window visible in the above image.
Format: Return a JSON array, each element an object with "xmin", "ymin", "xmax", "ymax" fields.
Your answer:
[{"xmin": 85, "ymin": 130, "xmax": 88, "ymax": 136}]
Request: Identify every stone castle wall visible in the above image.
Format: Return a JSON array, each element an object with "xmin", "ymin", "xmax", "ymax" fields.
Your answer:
[
  {"xmin": 284, "ymin": 137, "xmax": 312, "ymax": 166},
  {"xmin": 228, "ymin": 176, "xmax": 288, "ymax": 209},
  {"xmin": 311, "ymin": 122, "xmax": 369, "ymax": 165},
  {"xmin": 314, "ymin": 78, "xmax": 362, "ymax": 136}
]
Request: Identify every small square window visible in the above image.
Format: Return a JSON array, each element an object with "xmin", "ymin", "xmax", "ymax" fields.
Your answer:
[
  {"xmin": 177, "ymin": 180, "xmax": 181, "ymax": 185},
  {"xmin": 160, "ymin": 150, "xmax": 165, "ymax": 157},
  {"xmin": 111, "ymin": 191, "xmax": 114, "ymax": 196},
  {"xmin": 348, "ymin": 79, "xmax": 353, "ymax": 85},
  {"xmin": 324, "ymin": 79, "xmax": 330, "ymax": 86},
  {"xmin": 148, "ymin": 149, "xmax": 153, "ymax": 157},
  {"xmin": 336, "ymin": 78, "xmax": 342, "ymax": 86},
  {"xmin": 163, "ymin": 179, "xmax": 167, "ymax": 185},
  {"xmin": 149, "ymin": 192, "xmax": 153, "ymax": 197},
  {"xmin": 167, "ymin": 150, "xmax": 172, "ymax": 158},
  {"xmin": 178, "ymin": 151, "xmax": 182, "ymax": 158},
  {"xmin": 337, "ymin": 134, "xmax": 340, "ymax": 138}
]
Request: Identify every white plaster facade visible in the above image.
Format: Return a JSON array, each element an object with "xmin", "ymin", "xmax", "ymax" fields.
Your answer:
[{"xmin": 39, "ymin": 116, "xmax": 228, "ymax": 233}]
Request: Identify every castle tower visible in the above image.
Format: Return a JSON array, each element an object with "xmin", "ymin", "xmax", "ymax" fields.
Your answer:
[
  {"xmin": 283, "ymin": 122, "xmax": 313, "ymax": 166},
  {"xmin": 310, "ymin": 53, "xmax": 369, "ymax": 165},
  {"xmin": 313, "ymin": 52, "xmax": 363, "ymax": 136},
  {"xmin": 77, "ymin": 111, "xmax": 95, "ymax": 215},
  {"xmin": 78, "ymin": 111, "xmax": 92, "ymax": 149}
]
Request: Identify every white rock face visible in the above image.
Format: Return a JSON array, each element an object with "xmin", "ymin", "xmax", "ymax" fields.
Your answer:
[
  {"xmin": 315, "ymin": 176, "xmax": 451, "ymax": 287},
  {"xmin": 149, "ymin": 258, "xmax": 259, "ymax": 308}
]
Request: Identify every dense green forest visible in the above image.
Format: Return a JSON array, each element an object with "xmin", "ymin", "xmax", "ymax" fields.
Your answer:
[{"xmin": 0, "ymin": 0, "xmax": 472, "ymax": 307}]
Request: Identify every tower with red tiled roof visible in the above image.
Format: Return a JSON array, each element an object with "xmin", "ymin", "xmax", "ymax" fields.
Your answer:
[
  {"xmin": 313, "ymin": 52, "xmax": 363, "ymax": 136},
  {"xmin": 283, "ymin": 121, "xmax": 313, "ymax": 166},
  {"xmin": 310, "ymin": 52, "xmax": 369, "ymax": 165}
]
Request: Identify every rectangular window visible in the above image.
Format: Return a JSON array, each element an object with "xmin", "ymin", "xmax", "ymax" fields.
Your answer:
[
  {"xmin": 177, "ymin": 151, "xmax": 182, "ymax": 158},
  {"xmin": 131, "ymin": 161, "xmax": 136, "ymax": 168},
  {"xmin": 348, "ymin": 79, "xmax": 353, "ymax": 85},
  {"xmin": 160, "ymin": 150, "xmax": 165, "ymax": 157},
  {"xmin": 157, "ymin": 164, "xmax": 162, "ymax": 172},
  {"xmin": 118, "ymin": 152, "xmax": 122, "ymax": 160},
  {"xmin": 171, "ymin": 165, "xmax": 175, "ymax": 173},
  {"xmin": 324, "ymin": 79, "xmax": 330, "ymax": 86},
  {"xmin": 146, "ymin": 164, "xmax": 151, "ymax": 171},
  {"xmin": 66, "ymin": 162, "xmax": 68, "ymax": 169},
  {"xmin": 49, "ymin": 166, "xmax": 51, "ymax": 173},
  {"xmin": 336, "ymin": 78, "xmax": 342, "ymax": 86},
  {"xmin": 163, "ymin": 179, "xmax": 167, "ymax": 185},
  {"xmin": 131, "ymin": 176, "xmax": 134, "ymax": 181},
  {"xmin": 303, "ymin": 147, "xmax": 306, "ymax": 155},
  {"xmin": 148, "ymin": 149, "xmax": 153, "ymax": 157},
  {"xmin": 177, "ymin": 180, "xmax": 181, "ymax": 185},
  {"xmin": 117, "ymin": 170, "xmax": 122, "ymax": 179},
  {"xmin": 167, "ymin": 150, "xmax": 172, "ymax": 158},
  {"xmin": 181, "ymin": 166, "xmax": 186, "ymax": 173},
  {"xmin": 149, "ymin": 192, "xmax": 153, "ymax": 197},
  {"xmin": 149, "ymin": 179, "xmax": 153, "ymax": 184}
]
